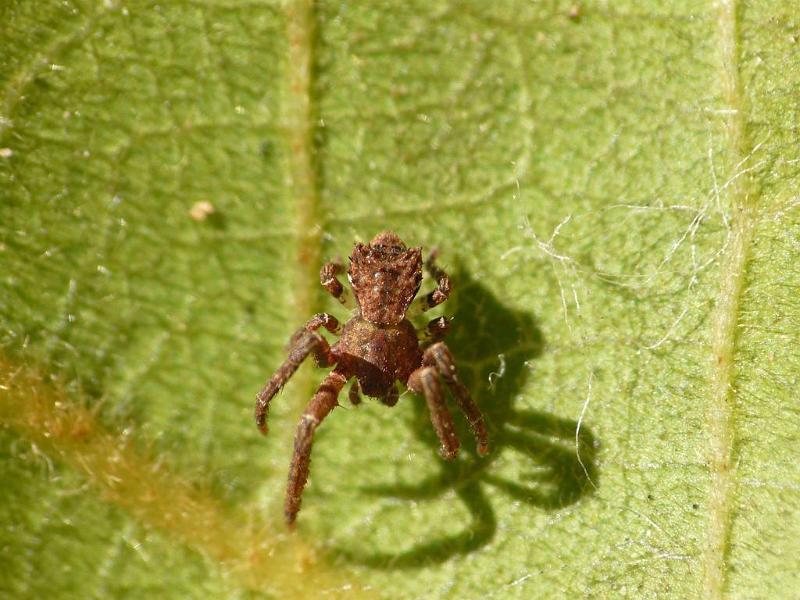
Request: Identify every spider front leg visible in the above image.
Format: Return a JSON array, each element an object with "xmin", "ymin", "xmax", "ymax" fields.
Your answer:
[
  {"xmin": 381, "ymin": 383, "xmax": 399, "ymax": 407},
  {"xmin": 425, "ymin": 342, "xmax": 490, "ymax": 456},
  {"xmin": 254, "ymin": 313, "xmax": 340, "ymax": 434},
  {"xmin": 285, "ymin": 370, "xmax": 347, "ymax": 525},
  {"xmin": 408, "ymin": 366, "xmax": 460, "ymax": 459},
  {"xmin": 348, "ymin": 379, "xmax": 362, "ymax": 405},
  {"xmin": 407, "ymin": 250, "xmax": 451, "ymax": 317},
  {"xmin": 320, "ymin": 260, "xmax": 356, "ymax": 309}
]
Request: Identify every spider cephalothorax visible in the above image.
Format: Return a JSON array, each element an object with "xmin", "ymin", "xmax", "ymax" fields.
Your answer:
[{"xmin": 254, "ymin": 231, "xmax": 489, "ymax": 525}]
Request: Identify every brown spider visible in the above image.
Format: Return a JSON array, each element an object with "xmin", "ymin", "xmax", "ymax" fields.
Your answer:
[{"xmin": 254, "ymin": 231, "xmax": 489, "ymax": 525}]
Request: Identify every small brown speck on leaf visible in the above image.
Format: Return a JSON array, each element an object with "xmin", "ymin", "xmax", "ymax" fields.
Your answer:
[{"xmin": 190, "ymin": 201, "xmax": 215, "ymax": 222}]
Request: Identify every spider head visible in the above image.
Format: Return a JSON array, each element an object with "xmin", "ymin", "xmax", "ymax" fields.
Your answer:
[{"xmin": 348, "ymin": 231, "xmax": 423, "ymax": 325}]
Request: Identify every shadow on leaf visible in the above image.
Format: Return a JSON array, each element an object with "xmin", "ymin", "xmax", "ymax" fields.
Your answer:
[{"xmin": 333, "ymin": 269, "xmax": 599, "ymax": 569}]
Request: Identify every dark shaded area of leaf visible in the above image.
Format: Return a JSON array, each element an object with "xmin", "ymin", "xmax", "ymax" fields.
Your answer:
[{"xmin": 333, "ymin": 270, "xmax": 599, "ymax": 568}]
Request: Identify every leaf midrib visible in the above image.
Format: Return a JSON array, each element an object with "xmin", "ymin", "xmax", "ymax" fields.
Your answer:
[{"xmin": 285, "ymin": 0, "xmax": 323, "ymax": 318}]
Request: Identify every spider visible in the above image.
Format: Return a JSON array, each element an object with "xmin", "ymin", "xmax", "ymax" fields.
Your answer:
[{"xmin": 254, "ymin": 231, "xmax": 489, "ymax": 525}]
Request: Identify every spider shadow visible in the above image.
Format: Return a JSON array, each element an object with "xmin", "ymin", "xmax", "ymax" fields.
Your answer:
[{"xmin": 333, "ymin": 269, "xmax": 599, "ymax": 569}]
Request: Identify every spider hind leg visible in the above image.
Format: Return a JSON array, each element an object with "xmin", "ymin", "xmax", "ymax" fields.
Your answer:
[
  {"xmin": 407, "ymin": 250, "xmax": 451, "ymax": 317},
  {"xmin": 320, "ymin": 261, "xmax": 355, "ymax": 309},
  {"xmin": 418, "ymin": 316, "xmax": 450, "ymax": 348}
]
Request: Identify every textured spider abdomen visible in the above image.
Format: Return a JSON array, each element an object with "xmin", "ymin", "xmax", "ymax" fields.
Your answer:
[
  {"xmin": 348, "ymin": 236, "xmax": 423, "ymax": 326},
  {"xmin": 332, "ymin": 316, "xmax": 422, "ymax": 397}
]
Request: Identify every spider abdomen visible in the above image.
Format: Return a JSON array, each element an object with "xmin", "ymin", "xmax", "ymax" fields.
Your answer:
[{"xmin": 332, "ymin": 316, "xmax": 422, "ymax": 397}]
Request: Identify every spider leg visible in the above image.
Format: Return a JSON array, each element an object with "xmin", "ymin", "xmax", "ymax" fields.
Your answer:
[
  {"xmin": 254, "ymin": 317, "xmax": 338, "ymax": 435},
  {"xmin": 425, "ymin": 342, "xmax": 490, "ymax": 456},
  {"xmin": 348, "ymin": 379, "xmax": 362, "ymax": 405},
  {"xmin": 407, "ymin": 250, "xmax": 451, "ymax": 317},
  {"xmin": 408, "ymin": 366, "xmax": 459, "ymax": 459},
  {"xmin": 380, "ymin": 383, "xmax": 399, "ymax": 407},
  {"xmin": 301, "ymin": 313, "xmax": 342, "ymax": 365},
  {"xmin": 417, "ymin": 316, "xmax": 451, "ymax": 347},
  {"xmin": 320, "ymin": 260, "xmax": 356, "ymax": 309},
  {"xmin": 285, "ymin": 370, "xmax": 347, "ymax": 525},
  {"xmin": 304, "ymin": 312, "xmax": 342, "ymax": 336}
]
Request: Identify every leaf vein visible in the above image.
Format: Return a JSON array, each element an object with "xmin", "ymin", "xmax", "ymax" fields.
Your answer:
[{"xmin": 704, "ymin": 1, "xmax": 760, "ymax": 597}]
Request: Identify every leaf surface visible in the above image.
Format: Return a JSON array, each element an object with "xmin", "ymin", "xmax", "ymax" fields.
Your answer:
[{"xmin": 1, "ymin": 1, "xmax": 798, "ymax": 598}]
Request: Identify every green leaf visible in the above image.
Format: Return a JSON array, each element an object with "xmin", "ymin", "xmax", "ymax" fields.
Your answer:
[{"xmin": 2, "ymin": 0, "xmax": 798, "ymax": 598}]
